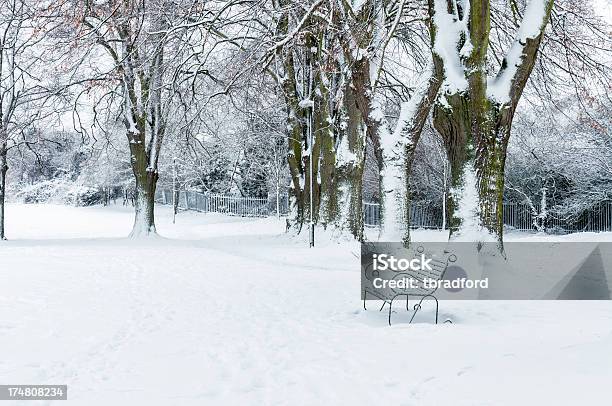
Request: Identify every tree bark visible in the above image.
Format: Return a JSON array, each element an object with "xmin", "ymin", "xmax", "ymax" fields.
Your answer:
[
  {"xmin": 330, "ymin": 0, "xmax": 444, "ymax": 245},
  {"xmin": 128, "ymin": 139, "xmax": 159, "ymax": 237},
  {"xmin": 0, "ymin": 149, "xmax": 7, "ymax": 240},
  {"xmin": 274, "ymin": 1, "xmax": 368, "ymax": 239},
  {"xmin": 173, "ymin": 189, "xmax": 179, "ymax": 218},
  {"xmin": 433, "ymin": 99, "xmax": 509, "ymax": 244},
  {"xmin": 281, "ymin": 45, "xmax": 309, "ymax": 231},
  {"xmin": 363, "ymin": 62, "xmax": 443, "ymax": 244},
  {"xmin": 281, "ymin": 37, "xmax": 329, "ymax": 233},
  {"xmin": 331, "ymin": 75, "xmax": 366, "ymax": 241},
  {"xmin": 374, "ymin": 67, "xmax": 442, "ymax": 245}
]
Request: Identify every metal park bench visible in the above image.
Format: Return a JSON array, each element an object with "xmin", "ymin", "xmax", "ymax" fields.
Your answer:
[{"xmin": 363, "ymin": 246, "xmax": 457, "ymax": 325}]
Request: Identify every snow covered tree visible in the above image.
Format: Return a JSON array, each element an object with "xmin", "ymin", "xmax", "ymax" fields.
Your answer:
[
  {"xmin": 70, "ymin": 0, "xmax": 174, "ymax": 236},
  {"xmin": 59, "ymin": 0, "xmax": 234, "ymax": 236},
  {"xmin": 265, "ymin": 0, "xmax": 440, "ymax": 241},
  {"xmin": 0, "ymin": 0, "xmax": 62, "ymax": 240},
  {"xmin": 235, "ymin": 107, "xmax": 287, "ymax": 200},
  {"xmin": 331, "ymin": 0, "xmax": 443, "ymax": 244},
  {"xmin": 429, "ymin": 0, "xmax": 554, "ymax": 248},
  {"xmin": 265, "ymin": 0, "xmax": 333, "ymax": 232},
  {"xmin": 507, "ymin": 92, "xmax": 612, "ymax": 229}
]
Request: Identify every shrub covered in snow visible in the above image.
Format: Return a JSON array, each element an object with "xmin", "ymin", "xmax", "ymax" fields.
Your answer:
[
  {"xmin": 65, "ymin": 186, "xmax": 106, "ymax": 207},
  {"xmin": 15, "ymin": 179, "xmax": 74, "ymax": 204},
  {"xmin": 14, "ymin": 179, "xmax": 107, "ymax": 207}
]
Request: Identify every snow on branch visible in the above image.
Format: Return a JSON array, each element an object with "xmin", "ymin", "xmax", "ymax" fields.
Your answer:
[
  {"xmin": 376, "ymin": 62, "xmax": 439, "ymax": 241},
  {"xmin": 487, "ymin": 0, "xmax": 553, "ymax": 104},
  {"xmin": 431, "ymin": 0, "xmax": 469, "ymax": 93},
  {"xmin": 350, "ymin": 0, "xmax": 368, "ymax": 15},
  {"xmin": 265, "ymin": 0, "xmax": 325, "ymax": 56},
  {"xmin": 371, "ymin": 0, "xmax": 407, "ymax": 90},
  {"xmin": 380, "ymin": 62, "xmax": 436, "ymax": 154}
]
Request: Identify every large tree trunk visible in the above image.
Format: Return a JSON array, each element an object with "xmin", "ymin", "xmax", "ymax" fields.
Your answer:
[
  {"xmin": 128, "ymin": 135, "xmax": 159, "ymax": 237},
  {"xmin": 369, "ymin": 61, "xmax": 443, "ymax": 245},
  {"xmin": 281, "ymin": 45, "xmax": 319, "ymax": 232},
  {"xmin": 338, "ymin": 0, "xmax": 444, "ymax": 245},
  {"xmin": 287, "ymin": 144, "xmax": 305, "ymax": 229},
  {"xmin": 433, "ymin": 99, "xmax": 510, "ymax": 245},
  {"xmin": 342, "ymin": 127, "xmax": 366, "ymax": 242},
  {"xmin": 275, "ymin": 3, "xmax": 366, "ymax": 240},
  {"xmin": 329, "ymin": 80, "xmax": 366, "ymax": 241},
  {"xmin": 0, "ymin": 149, "xmax": 7, "ymax": 240},
  {"xmin": 286, "ymin": 106, "xmax": 322, "ymax": 232},
  {"xmin": 286, "ymin": 101, "xmax": 305, "ymax": 229},
  {"xmin": 283, "ymin": 44, "xmax": 334, "ymax": 234},
  {"xmin": 121, "ymin": 57, "xmax": 164, "ymax": 237},
  {"xmin": 276, "ymin": 3, "xmax": 367, "ymax": 240},
  {"xmin": 429, "ymin": 0, "xmax": 553, "ymax": 250},
  {"xmin": 276, "ymin": 4, "xmax": 304, "ymax": 232}
]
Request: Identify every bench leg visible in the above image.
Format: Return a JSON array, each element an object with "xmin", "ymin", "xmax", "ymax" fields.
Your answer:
[
  {"xmin": 409, "ymin": 295, "xmax": 439, "ymax": 324},
  {"xmin": 431, "ymin": 295, "xmax": 439, "ymax": 324},
  {"xmin": 388, "ymin": 297, "xmax": 394, "ymax": 325},
  {"xmin": 364, "ymin": 291, "xmax": 391, "ymax": 313}
]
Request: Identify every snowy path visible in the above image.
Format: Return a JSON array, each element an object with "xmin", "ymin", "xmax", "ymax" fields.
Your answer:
[{"xmin": 1, "ymin": 204, "xmax": 611, "ymax": 405}]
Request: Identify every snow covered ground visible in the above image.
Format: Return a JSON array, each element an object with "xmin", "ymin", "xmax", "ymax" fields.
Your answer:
[{"xmin": 1, "ymin": 204, "xmax": 611, "ymax": 405}]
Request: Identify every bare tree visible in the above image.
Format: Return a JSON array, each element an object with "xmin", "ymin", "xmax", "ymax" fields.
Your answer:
[
  {"xmin": 58, "ymin": 0, "xmax": 216, "ymax": 236},
  {"xmin": 0, "ymin": 0, "xmax": 59, "ymax": 240}
]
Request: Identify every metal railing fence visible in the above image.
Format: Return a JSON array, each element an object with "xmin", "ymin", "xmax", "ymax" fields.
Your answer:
[
  {"xmin": 363, "ymin": 201, "xmax": 612, "ymax": 234},
  {"xmin": 156, "ymin": 189, "xmax": 612, "ymax": 234},
  {"xmin": 156, "ymin": 189, "xmax": 289, "ymax": 218}
]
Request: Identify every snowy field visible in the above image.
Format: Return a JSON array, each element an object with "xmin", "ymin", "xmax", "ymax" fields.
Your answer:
[{"xmin": 1, "ymin": 204, "xmax": 611, "ymax": 405}]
